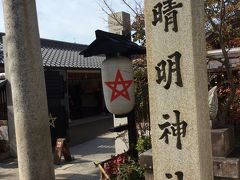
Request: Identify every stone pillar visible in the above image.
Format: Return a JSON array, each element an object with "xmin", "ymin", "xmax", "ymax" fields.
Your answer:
[
  {"xmin": 3, "ymin": 36, "xmax": 17, "ymax": 157},
  {"xmin": 2, "ymin": 0, "xmax": 55, "ymax": 179},
  {"xmin": 108, "ymin": 12, "xmax": 131, "ymax": 154},
  {"xmin": 145, "ymin": 0, "xmax": 213, "ymax": 179},
  {"xmin": 108, "ymin": 11, "xmax": 131, "ymax": 37}
]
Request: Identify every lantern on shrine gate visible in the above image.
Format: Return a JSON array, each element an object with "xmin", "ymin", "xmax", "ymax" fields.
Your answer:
[{"xmin": 102, "ymin": 56, "xmax": 135, "ymax": 115}]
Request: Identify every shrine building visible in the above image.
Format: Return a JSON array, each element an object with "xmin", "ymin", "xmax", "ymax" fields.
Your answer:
[{"xmin": 0, "ymin": 32, "xmax": 113, "ymax": 147}]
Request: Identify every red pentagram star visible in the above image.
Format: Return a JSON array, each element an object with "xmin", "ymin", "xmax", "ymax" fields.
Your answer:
[{"xmin": 105, "ymin": 69, "xmax": 133, "ymax": 102}]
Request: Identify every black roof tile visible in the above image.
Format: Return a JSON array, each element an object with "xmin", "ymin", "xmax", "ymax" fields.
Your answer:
[
  {"xmin": 81, "ymin": 30, "xmax": 146, "ymax": 57},
  {"xmin": 0, "ymin": 32, "xmax": 104, "ymax": 69}
]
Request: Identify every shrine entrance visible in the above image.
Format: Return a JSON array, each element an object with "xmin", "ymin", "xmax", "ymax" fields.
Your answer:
[{"xmin": 68, "ymin": 71, "xmax": 104, "ymax": 120}]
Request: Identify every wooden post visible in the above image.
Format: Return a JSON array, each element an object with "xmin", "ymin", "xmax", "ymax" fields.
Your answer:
[
  {"xmin": 54, "ymin": 138, "xmax": 72, "ymax": 165},
  {"xmin": 127, "ymin": 110, "xmax": 138, "ymax": 159}
]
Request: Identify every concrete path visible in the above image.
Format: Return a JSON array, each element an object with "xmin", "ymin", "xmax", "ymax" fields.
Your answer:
[{"xmin": 0, "ymin": 133, "xmax": 115, "ymax": 180}]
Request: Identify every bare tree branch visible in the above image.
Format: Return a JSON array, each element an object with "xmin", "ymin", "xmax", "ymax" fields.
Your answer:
[
  {"xmin": 99, "ymin": 0, "xmax": 124, "ymax": 26},
  {"xmin": 122, "ymin": 0, "xmax": 138, "ymax": 15}
]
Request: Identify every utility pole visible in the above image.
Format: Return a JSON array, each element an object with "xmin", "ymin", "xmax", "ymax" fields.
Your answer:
[{"xmin": 2, "ymin": 0, "xmax": 55, "ymax": 179}]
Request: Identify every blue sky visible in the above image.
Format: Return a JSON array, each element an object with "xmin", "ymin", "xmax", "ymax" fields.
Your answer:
[{"xmin": 0, "ymin": 0, "xmax": 130, "ymax": 44}]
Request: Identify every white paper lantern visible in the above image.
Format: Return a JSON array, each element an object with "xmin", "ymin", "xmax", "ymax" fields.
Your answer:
[{"xmin": 102, "ymin": 56, "xmax": 135, "ymax": 115}]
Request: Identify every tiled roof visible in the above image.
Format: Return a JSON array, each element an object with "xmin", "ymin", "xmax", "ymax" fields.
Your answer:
[
  {"xmin": 0, "ymin": 33, "xmax": 105, "ymax": 69},
  {"xmin": 207, "ymin": 48, "xmax": 240, "ymax": 70}
]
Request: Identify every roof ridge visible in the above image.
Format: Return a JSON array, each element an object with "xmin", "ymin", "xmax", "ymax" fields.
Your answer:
[
  {"xmin": 0, "ymin": 32, "xmax": 105, "ymax": 69},
  {"xmin": 0, "ymin": 32, "xmax": 88, "ymax": 49},
  {"xmin": 40, "ymin": 38, "xmax": 88, "ymax": 48}
]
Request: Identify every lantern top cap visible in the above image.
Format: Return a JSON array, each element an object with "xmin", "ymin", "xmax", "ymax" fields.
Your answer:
[{"xmin": 80, "ymin": 30, "xmax": 146, "ymax": 57}]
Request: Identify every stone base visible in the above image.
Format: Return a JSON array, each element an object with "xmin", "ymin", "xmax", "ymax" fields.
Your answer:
[
  {"xmin": 211, "ymin": 127, "xmax": 234, "ymax": 157},
  {"xmin": 213, "ymin": 157, "xmax": 240, "ymax": 179},
  {"xmin": 139, "ymin": 149, "xmax": 240, "ymax": 180},
  {"xmin": 139, "ymin": 149, "xmax": 153, "ymax": 180},
  {"xmin": 139, "ymin": 149, "xmax": 153, "ymax": 169}
]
